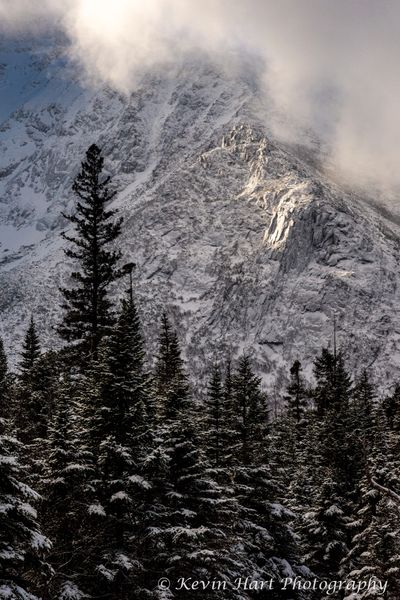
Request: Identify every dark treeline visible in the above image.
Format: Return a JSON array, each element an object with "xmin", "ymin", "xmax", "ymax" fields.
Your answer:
[{"xmin": 1, "ymin": 146, "xmax": 400, "ymax": 600}]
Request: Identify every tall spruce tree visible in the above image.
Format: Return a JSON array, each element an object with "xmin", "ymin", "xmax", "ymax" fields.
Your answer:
[
  {"xmin": 203, "ymin": 360, "xmax": 242, "ymax": 560},
  {"xmin": 59, "ymin": 144, "xmax": 123, "ymax": 356},
  {"xmin": 343, "ymin": 480, "xmax": 392, "ymax": 600}
]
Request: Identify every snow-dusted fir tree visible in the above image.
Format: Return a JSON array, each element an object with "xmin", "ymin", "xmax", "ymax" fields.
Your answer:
[
  {"xmin": 0, "ymin": 415, "xmax": 51, "ymax": 599},
  {"xmin": 312, "ymin": 349, "xmax": 355, "ymax": 489},
  {"xmin": 42, "ymin": 374, "xmax": 91, "ymax": 600},
  {"xmin": 343, "ymin": 401, "xmax": 400, "ymax": 600},
  {"xmin": 80, "ymin": 294, "xmax": 154, "ymax": 598},
  {"xmin": 345, "ymin": 369, "xmax": 377, "ymax": 489},
  {"xmin": 59, "ymin": 144, "xmax": 123, "ymax": 356},
  {"xmin": 14, "ymin": 322, "xmax": 48, "ymax": 480},
  {"xmin": 205, "ymin": 362, "xmax": 237, "ymax": 469},
  {"xmin": 300, "ymin": 349, "xmax": 354, "ymax": 584},
  {"xmin": 231, "ymin": 355, "xmax": 308, "ymax": 597},
  {"xmin": 154, "ymin": 312, "xmax": 189, "ymax": 420},
  {"xmin": 343, "ymin": 482, "xmax": 390, "ymax": 600},
  {"xmin": 267, "ymin": 360, "xmax": 310, "ymax": 499},
  {"xmin": 231, "ymin": 354, "xmax": 268, "ymax": 463},
  {"xmin": 15, "ymin": 327, "xmax": 58, "ymax": 474},
  {"xmin": 302, "ymin": 476, "xmax": 349, "ymax": 584},
  {"xmin": 148, "ymin": 317, "xmax": 247, "ymax": 599}
]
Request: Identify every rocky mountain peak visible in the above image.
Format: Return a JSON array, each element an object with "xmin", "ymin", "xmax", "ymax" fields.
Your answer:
[{"xmin": 0, "ymin": 39, "xmax": 399, "ymax": 391}]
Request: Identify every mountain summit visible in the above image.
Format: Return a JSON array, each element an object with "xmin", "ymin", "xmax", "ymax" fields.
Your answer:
[{"xmin": 1, "ymin": 37, "xmax": 399, "ymax": 388}]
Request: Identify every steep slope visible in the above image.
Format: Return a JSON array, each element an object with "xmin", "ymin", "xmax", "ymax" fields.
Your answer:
[{"xmin": 1, "ymin": 37, "xmax": 399, "ymax": 390}]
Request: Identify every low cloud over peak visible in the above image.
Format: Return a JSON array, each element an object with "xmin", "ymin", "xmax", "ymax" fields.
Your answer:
[{"xmin": 1, "ymin": 0, "xmax": 400, "ymax": 193}]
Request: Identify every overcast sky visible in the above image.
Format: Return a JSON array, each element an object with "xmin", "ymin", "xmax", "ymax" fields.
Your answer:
[{"xmin": 1, "ymin": 0, "xmax": 400, "ymax": 191}]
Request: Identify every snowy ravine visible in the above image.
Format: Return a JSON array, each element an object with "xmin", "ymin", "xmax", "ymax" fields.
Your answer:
[{"xmin": 1, "ymin": 35, "xmax": 400, "ymax": 391}]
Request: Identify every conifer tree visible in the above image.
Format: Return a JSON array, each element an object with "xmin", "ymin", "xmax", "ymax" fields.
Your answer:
[
  {"xmin": 343, "ymin": 480, "xmax": 394, "ymax": 600},
  {"xmin": 0, "ymin": 337, "xmax": 11, "ymax": 421},
  {"xmin": 224, "ymin": 356, "xmax": 233, "ymax": 404},
  {"xmin": 0, "ymin": 337, "xmax": 7, "ymax": 395},
  {"xmin": 313, "ymin": 348, "xmax": 352, "ymax": 416},
  {"xmin": 79, "ymin": 293, "xmax": 155, "ymax": 598},
  {"xmin": 217, "ymin": 356, "xmax": 237, "ymax": 469},
  {"xmin": 352, "ymin": 369, "xmax": 375, "ymax": 434},
  {"xmin": 288, "ymin": 411, "xmax": 323, "ymax": 522},
  {"xmin": 148, "ymin": 319, "xmax": 246, "ymax": 598},
  {"xmin": 16, "ymin": 348, "xmax": 58, "ymax": 463},
  {"xmin": 59, "ymin": 144, "xmax": 123, "ymax": 356},
  {"xmin": 268, "ymin": 412, "xmax": 298, "ymax": 503},
  {"xmin": 231, "ymin": 356, "xmax": 307, "ymax": 596},
  {"xmin": 203, "ymin": 360, "xmax": 243, "ymax": 562},
  {"xmin": 343, "ymin": 403, "xmax": 400, "ymax": 600},
  {"xmin": 17, "ymin": 322, "xmax": 61, "ymax": 438},
  {"xmin": 312, "ymin": 349, "xmax": 354, "ymax": 489},
  {"xmin": 347, "ymin": 369, "xmax": 377, "ymax": 480},
  {"xmin": 15, "ymin": 322, "xmax": 51, "ymax": 460},
  {"xmin": 0, "ymin": 416, "xmax": 51, "ymax": 599},
  {"xmin": 206, "ymin": 362, "xmax": 224, "ymax": 468},
  {"xmin": 19, "ymin": 317, "xmax": 41, "ymax": 376},
  {"xmin": 232, "ymin": 354, "xmax": 267, "ymax": 463},
  {"xmin": 268, "ymin": 361, "xmax": 309, "ymax": 501},
  {"xmin": 154, "ymin": 312, "xmax": 189, "ymax": 419},
  {"xmin": 302, "ymin": 476, "xmax": 349, "ymax": 581},
  {"xmin": 90, "ymin": 293, "xmax": 152, "ymax": 446},
  {"xmin": 42, "ymin": 375, "xmax": 91, "ymax": 600},
  {"xmin": 285, "ymin": 360, "xmax": 308, "ymax": 423},
  {"xmin": 383, "ymin": 383, "xmax": 400, "ymax": 431},
  {"xmin": 299, "ymin": 350, "xmax": 357, "ymax": 585},
  {"xmin": 269, "ymin": 361, "xmax": 309, "ymax": 499}
]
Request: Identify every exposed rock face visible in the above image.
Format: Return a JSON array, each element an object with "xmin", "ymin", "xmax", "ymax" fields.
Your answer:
[{"xmin": 1, "ymin": 37, "xmax": 399, "ymax": 390}]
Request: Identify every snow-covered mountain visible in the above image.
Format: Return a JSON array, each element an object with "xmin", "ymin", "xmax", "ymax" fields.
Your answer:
[{"xmin": 1, "ymin": 35, "xmax": 400, "ymax": 390}]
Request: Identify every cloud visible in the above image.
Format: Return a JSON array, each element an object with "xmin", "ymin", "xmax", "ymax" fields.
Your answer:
[{"xmin": 1, "ymin": 0, "xmax": 400, "ymax": 192}]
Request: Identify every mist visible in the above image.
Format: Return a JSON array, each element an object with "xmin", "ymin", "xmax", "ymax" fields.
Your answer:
[{"xmin": 1, "ymin": 0, "xmax": 400, "ymax": 192}]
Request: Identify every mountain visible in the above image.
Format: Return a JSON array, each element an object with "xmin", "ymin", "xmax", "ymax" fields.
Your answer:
[{"xmin": 1, "ymin": 35, "xmax": 400, "ymax": 390}]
